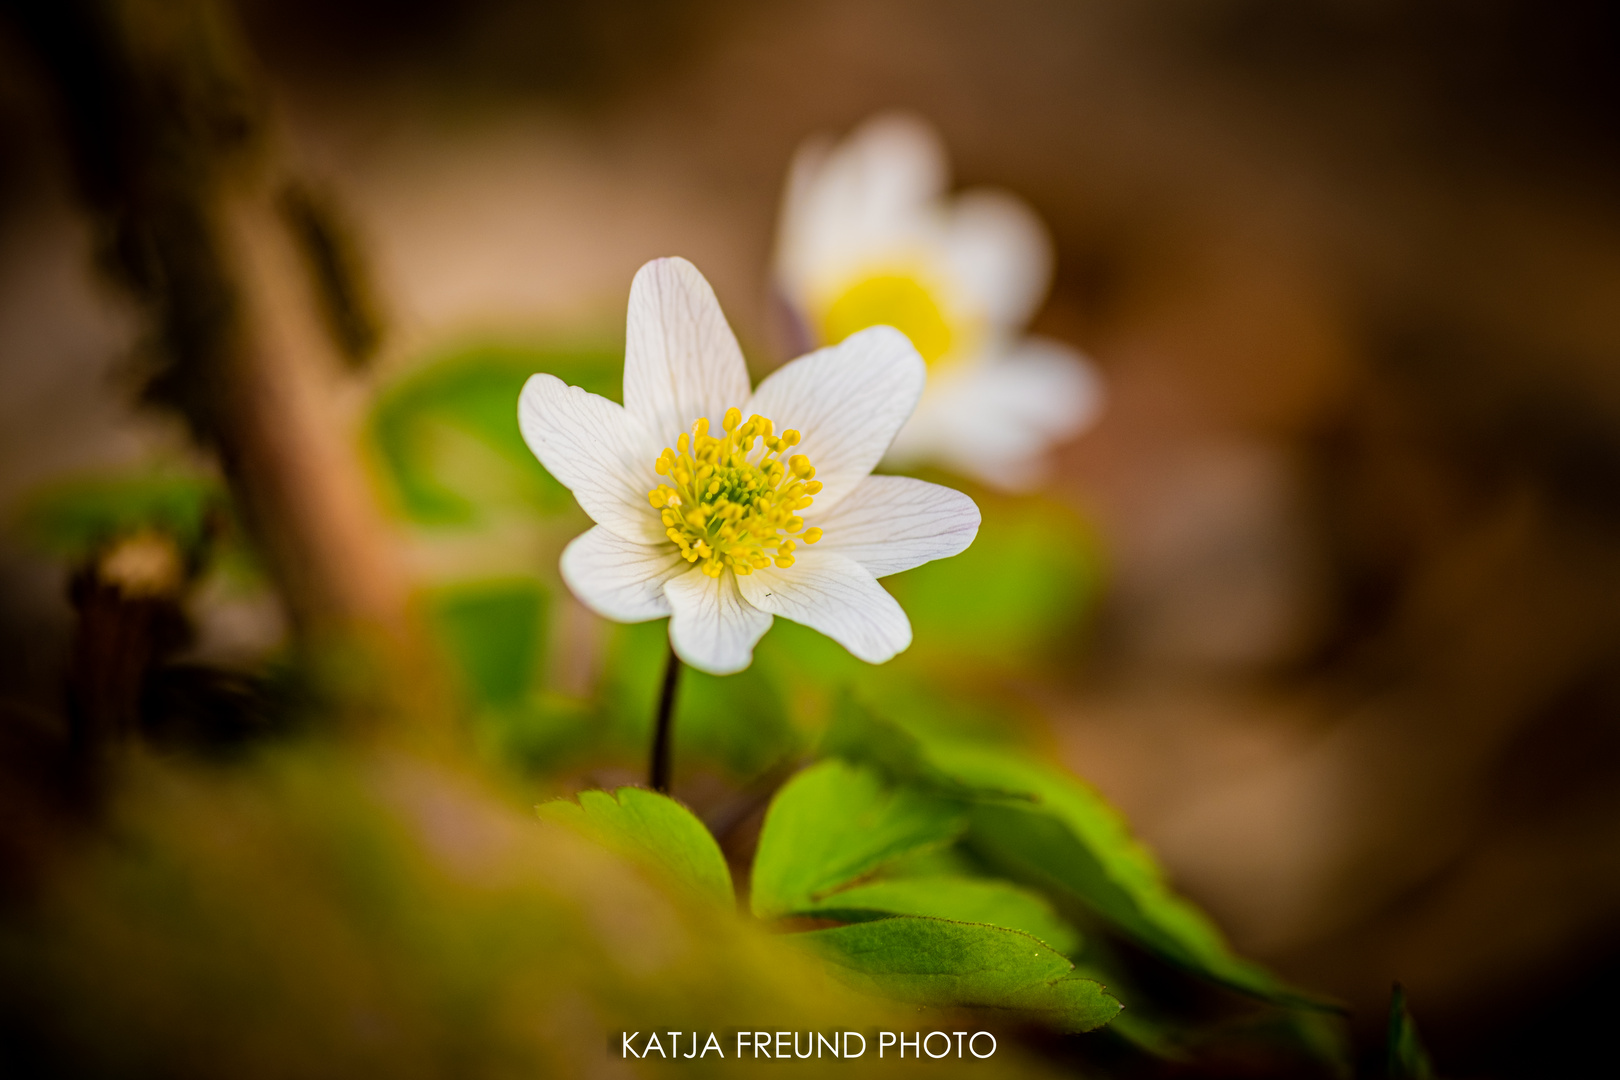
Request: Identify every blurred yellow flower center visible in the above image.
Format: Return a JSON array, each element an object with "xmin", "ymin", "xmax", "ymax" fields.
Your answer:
[
  {"xmin": 821, "ymin": 273, "xmax": 953, "ymax": 365},
  {"xmin": 648, "ymin": 407, "xmax": 824, "ymax": 578}
]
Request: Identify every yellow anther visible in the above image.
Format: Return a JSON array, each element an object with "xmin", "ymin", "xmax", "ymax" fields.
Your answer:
[
  {"xmin": 806, "ymin": 480, "xmax": 823, "ymax": 495},
  {"xmin": 646, "ymin": 410, "xmax": 825, "ymax": 577}
]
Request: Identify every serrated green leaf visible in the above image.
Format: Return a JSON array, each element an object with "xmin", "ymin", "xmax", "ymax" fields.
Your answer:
[
  {"xmin": 1387, "ymin": 984, "xmax": 1435, "ymax": 1080},
  {"xmin": 794, "ymin": 916, "xmax": 1120, "ymax": 1033},
  {"xmin": 820, "ymin": 693, "xmax": 1036, "ymax": 802},
  {"xmin": 939, "ymin": 744, "xmax": 1325, "ymax": 1008},
  {"xmin": 537, "ymin": 788, "xmax": 732, "ymax": 908},
  {"xmin": 820, "ymin": 701, "xmax": 1326, "ymax": 1008},
  {"xmin": 800, "ymin": 876, "xmax": 1080, "ymax": 955},
  {"xmin": 368, "ymin": 344, "xmax": 619, "ymax": 526},
  {"xmin": 750, "ymin": 760, "xmax": 966, "ymax": 919}
]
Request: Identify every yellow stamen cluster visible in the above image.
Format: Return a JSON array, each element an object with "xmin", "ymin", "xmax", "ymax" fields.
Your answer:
[
  {"xmin": 648, "ymin": 407, "xmax": 825, "ymax": 577},
  {"xmin": 821, "ymin": 272, "xmax": 954, "ymax": 366}
]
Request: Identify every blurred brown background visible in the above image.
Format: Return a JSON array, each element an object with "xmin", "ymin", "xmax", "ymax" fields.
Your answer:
[{"xmin": 3, "ymin": 1, "xmax": 1618, "ymax": 1074}]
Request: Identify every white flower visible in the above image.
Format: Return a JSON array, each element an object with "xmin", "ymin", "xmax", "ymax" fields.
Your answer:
[
  {"xmin": 519, "ymin": 257, "xmax": 980, "ymax": 676},
  {"xmin": 774, "ymin": 112, "xmax": 1104, "ymax": 490}
]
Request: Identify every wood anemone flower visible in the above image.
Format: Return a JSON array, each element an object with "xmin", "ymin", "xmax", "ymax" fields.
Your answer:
[
  {"xmin": 775, "ymin": 112, "xmax": 1104, "ymax": 490},
  {"xmin": 519, "ymin": 257, "xmax": 980, "ymax": 676}
]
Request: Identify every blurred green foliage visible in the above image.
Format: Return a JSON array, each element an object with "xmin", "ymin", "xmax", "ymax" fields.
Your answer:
[
  {"xmin": 424, "ymin": 578, "xmax": 549, "ymax": 708},
  {"xmin": 14, "ymin": 469, "xmax": 224, "ymax": 562},
  {"xmin": 1387, "ymin": 984, "xmax": 1436, "ymax": 1080},
  {"xmin": 1, "ymin": 749, "xmax": 1058, "ymax": 1078},
  {"xmin": 884, "ymin": 492, "xmax": 1098, "ymax": 670},
  {"xmin": 606, "ymin": 620, "xmax": 800, "ymax": 781},
  {"xmin": 368, "ymin": 342, "xmax": 620, "ymax": 526}
]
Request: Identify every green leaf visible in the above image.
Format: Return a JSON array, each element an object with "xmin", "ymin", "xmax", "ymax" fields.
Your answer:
[
  {"xmin": 801, "ymin": 876, "xmax": 1080, "ymax": 955},
  {"xmin": 820, "ymin": 693, "xmax": 1036, "ymax": 802},
  {"xmin": 15, "ymin": 470, "xmax": 223, "ymax": 561},
  {"xmin": 821, "ymin": 700, "xmax": 1323, "ymax": 1006},
  {"xmin": 938, "ymin": 744, "xmax": 1326, "ymax": 1008},
  {"xmin": 794, "ymin": 916, "xmax": 1120, "ymax": 1033},
  {"xmin": 750, "ymin": 760, "xmax": 966, "ymax": 919},
  {"xmin": 537, "ymin": 788, "xmax": 732, "ymax": 908},
  {"xmin": 423, "ymin": 578, "xmax": 548, "ymax": 708},
  {"xmin": 368, "ymin": 344, "xmax": 620, "ymax": 526},
  {"xmin": 1387, "ymin": 984, "xmax": 1435, "ymax": 1080}
]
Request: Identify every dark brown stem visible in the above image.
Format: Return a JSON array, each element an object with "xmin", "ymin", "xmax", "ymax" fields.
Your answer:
[
  {"xmin": 15, "ymin": 0, "xmax": 444, "ymax": 736},
  {"xmin": 648, "ymin": 644, "xmax": 682, "ymax": 793}
]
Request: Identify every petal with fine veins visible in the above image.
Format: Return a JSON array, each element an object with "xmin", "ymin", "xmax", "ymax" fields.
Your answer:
[
  {"xmin": 811, "ymin": 475, "xmax": 980, "ymax": 579},
  {"xmin": 623, "ymin": 257, "xmax": 752, "ymax": 446},
  {"xmin": 519, "ymin": 374, "xmax": 663, "ymax": 544},
  {"xmin": 664, "ymin": 566, "xmax": 774, "ymax": 676},
  {"xmin": 560, "ymin": 526, "xmax": 686, "ymax": 622},
  {"xmin": 737, "ymin": 551, "xmax": 912, "ymax": 664},
  {"xmin": 745, "ymin": 325, "xmax": 925, "ymax": 514}
]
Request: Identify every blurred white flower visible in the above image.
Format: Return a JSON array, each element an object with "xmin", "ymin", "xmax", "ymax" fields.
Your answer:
[
  {"xmin": 775, "ymin": 112, "xmax": 1103, "ymax": 490},
  {"xmin": 520, "ymin": 257, "xmax": 980, "ymax": 676}
]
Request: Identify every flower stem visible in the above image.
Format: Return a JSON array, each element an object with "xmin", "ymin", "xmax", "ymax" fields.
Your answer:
[{"xmin": 649, "ymin": 643, "xmax": 682, "ymax": 793}]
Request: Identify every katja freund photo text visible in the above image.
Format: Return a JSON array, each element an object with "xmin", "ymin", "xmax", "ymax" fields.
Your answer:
[{"xmin": 617, "ymin": 1030, "xmax": 1000, "ymax": 1059}]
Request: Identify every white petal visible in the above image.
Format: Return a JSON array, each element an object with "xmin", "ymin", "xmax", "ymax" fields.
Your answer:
[
  {"xmin": 886, "ymin": 337, "xmax": 1104, "ymax": 491},
  {"xmin": 623, "ymin": 257, "xmax": 753, "ymax": 445},
  {"xmin": 745, "ymin": 325, "xmax": 925, "ymax": 513},
  {"xmin": 945, "ymin": 190, "xmax": 1053, "ymax": 330},
  {"xmin": 559, "ymin": 527, "xmax": 685, "ymax": 622},
  {"xmin": 519, "ymin": 374, "xmax": 664, "ymax": 543},
  {"xmin": 842, "ymin": 112, "xmax": 948, "ymax": 226},
  {"xmin": 776, "ymin": 113, "xmax": 947, "ymax": 298},
  {"xmin": 664, "ymin": 566, "xmax": 774, "ymax": 675},
  {"xmin": 811, "ymin": 475, "xmax": 980, "ymax": 578},
  {"xmin": 736, "ymin": 551, "xmax": 911, "ymax": 665}
]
